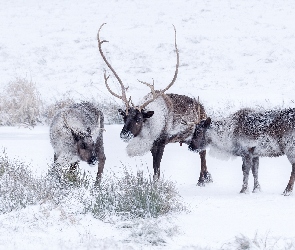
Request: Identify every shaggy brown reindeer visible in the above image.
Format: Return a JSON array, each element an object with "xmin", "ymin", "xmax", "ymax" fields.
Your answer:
[
  {"xmin": 97, "ymin": 23, "xmax": 212, "ymax": 185},
  {"xmin": 189, "ymin": 107, "xmax": 295, "ymax": 195},
  {"xmin": 50, "ymin": 102, "xmax": 106, "ymax": 181}
]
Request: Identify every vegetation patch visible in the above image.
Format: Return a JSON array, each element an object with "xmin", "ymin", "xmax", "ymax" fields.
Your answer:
[
  {"xmin": 222, "ymin": 233, "xmax": 295, "ymax": 250},
  {"xmin": 87, "ymin": 170, "xmax": 185, "ymax": 220},
  {"xmin": 0, "ymin": 78, "xmax": 123, "ymax": 127},
  {"xmin": 0, "ymin": 78, "xmax": 42, "ymax": 126},
  {"xmin": 0, "ymin": 153, "xmax": 185, "ymax": 220}
]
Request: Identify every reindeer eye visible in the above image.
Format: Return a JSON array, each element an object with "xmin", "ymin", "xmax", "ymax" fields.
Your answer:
[{"xmin": 81, "ymin": 142, "xmax": 87, "ymax": 149}]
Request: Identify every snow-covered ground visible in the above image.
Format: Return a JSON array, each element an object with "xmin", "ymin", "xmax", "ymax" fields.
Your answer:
[
  {"xmin": 1, "ymin": 126, "xmax": 295, "ymax": 249},
  {"xmin": 1, "ymin": 0, "xmax": 295, "ymax": 249}
]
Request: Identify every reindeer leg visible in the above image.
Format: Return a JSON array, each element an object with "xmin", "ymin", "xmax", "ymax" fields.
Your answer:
[
  {"xmin": 197, "ymin": 150, "xmax": 213, "ymax": 186},
  {"xmin": 54, "ymin": 153, "xmax": 58, "ymax": 162},
  {"xmin": 283, "ymin": 163, "xmax": 295, "ymax": 196},
  {"xmin": 240, "ymin": 155, "xmax": 252, "ymax": 193},
  {"xmin": 96, "ymin": 151, "xmax": 106, "ymax": 184},
  {"xmin": 95, "ymin": 137, "xmax": 106, "ymax": 185},
  {"xmin": 151, "ymin": 139, "xmax": 166, "ymax": 180},
  {"xmin": 252, "ymin": 156, "xmax": 261, "ymax": 193}
]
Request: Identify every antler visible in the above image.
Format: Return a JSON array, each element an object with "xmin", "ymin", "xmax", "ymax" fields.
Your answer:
[
  {"xmin": 97, "ymin": 23, "xmax": 131, "ymax": 114},
  {"xmin": 181, "ymin": 96, "xmax": 201, "ymax": 126},
  {"xmin": 138, "ymin": 25, "xmax": 179, "ymax": 111}
]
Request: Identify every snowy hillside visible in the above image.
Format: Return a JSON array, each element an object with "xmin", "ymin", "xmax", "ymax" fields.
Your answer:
[
  {"xmin": 1, "ymin": 0, "xmax": 295, "ymax": 249},
  {"xmin": 1, "ymin": 0, "xmax": 295, "ymax": 110}
]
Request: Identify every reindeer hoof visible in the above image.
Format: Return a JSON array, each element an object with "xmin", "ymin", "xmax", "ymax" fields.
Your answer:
[
  {"xmin": 252, "ymin": 184, "xmax": 261, "ymax": 193},
  {"xmin": 283, "ymin": 184, "xmax": 293, "ymax": 196},
  {"xmin": 240, "ymin": 187, "xmax": 249, "ymax": 194},
  {"xmin": 197, "ymin": 179, "xmax": 205, "ymax": 187},
  {"xmin": 283, "ymin": 189, "xmax": 293, "ymax": 196},
  {"xmin": 204, "ymin": 171, "xmax": 213, "ymax": 183}
]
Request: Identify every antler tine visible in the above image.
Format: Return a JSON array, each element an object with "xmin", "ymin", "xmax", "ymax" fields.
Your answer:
[
  {"xmin": 103, "ymin": 70, "xmax": 122, "ymax": 100},
  {"xmin": 160, "ymin": 24, "xmax": 179, "ymax": 94},
  {"xmin": 139, "ymin": 25, "xmax": 179, "ymax": 111},
  {"xmin": 138, "ymin": 79, "xmax": 156, "ymax": 96},
  {"xmin": 97, "ymin": 23, "xmax": 130, "ymax": 112},
  {"xmin": 137, "ymin": 79, "xmax": 161, "ymax": 111}
]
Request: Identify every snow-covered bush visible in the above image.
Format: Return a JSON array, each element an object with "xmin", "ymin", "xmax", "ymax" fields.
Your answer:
[
  {"xmin": 87, "ymin": 170, "xmax": 185, "ymax": 219},
  {"xmin": 0, "ymin": 154, "xmax": 185, "ymax": 219},
  {"xmin": 0, "ymin": 78, "xmax": 43, "ymax": 126},
  {"xmin": 0, "ymin": 78, "xmax": 123, "ymax": 126},
  {"xmin": 0, "ymin": 152, "xmax": 43, "ymax": 213},
  {"xmin": 0, "ymin": 152, "xmax": 72, "ymax": 213}
]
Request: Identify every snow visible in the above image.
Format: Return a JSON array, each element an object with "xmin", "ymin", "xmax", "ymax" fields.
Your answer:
[
  {"xmin": 1, "ymin": 126, "xmax": 295, "ymax": 249},
  {"xmin": 1, "ymin": 0, "xmax": 295, "ymax": 249}
]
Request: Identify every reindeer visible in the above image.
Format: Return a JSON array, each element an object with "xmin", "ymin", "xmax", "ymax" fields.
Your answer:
[
  {"xmin": 50, "ymin": 102, "xmax": 106, "ymax": 181},
  {"xmin": 188, "ymin": 107, "xmax": 295, "ymax": 195},
  {"xmin": 97, "ymin": 23, "xmax": 212, "ymax": 185}
]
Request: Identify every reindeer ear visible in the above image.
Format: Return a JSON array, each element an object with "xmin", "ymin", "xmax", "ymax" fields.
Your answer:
[
  {"xmin": 203, "ymin": 117, "xmax": 211, "ymax": 128},
  {"xmin": 142, "ymin": 111, "xmax": 154, "ymax": 119},
  {"xmin": 118, "ymin": 109, "xmax": 126, "ymax": 117}
]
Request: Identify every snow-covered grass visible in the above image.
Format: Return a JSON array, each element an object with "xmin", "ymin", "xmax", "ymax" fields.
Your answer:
[
  {"xmin": 2, "ymin": 0, "xmax": 295, "ymax": 249},
  {"xmin": 0, "ymin": 151, "xmax": 183, "ymax": 218},
  {"xmin": 222, "ymin": 233, "xmax": 295, "ymax": 250},
  {"xmin": 89, "ymin": 169, "xmax": 184, "ymax": 220}
]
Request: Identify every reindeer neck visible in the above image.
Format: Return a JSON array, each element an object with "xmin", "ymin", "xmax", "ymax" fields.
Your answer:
[{"xmin": 206, "ymin": 118, "xmax": 234, "ymax": 150}]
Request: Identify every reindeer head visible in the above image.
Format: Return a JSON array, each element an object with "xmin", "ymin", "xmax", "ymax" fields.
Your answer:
[
  {"xmin": 97, "ymin": 23, "xmax": 179, "ymax": 142},
  {"xmin": 118, "ymin": 108, "xmax": 154, "ymax": 141},
  {"xmin": 71, "ymin": 128, "xmax": 98, "ymax": 165},
  {"xmin": 188, "ymin": 117, "xmax": 211, "ymax": 152},
  {"xmin": 63, "ymin": 114, "xmax": 98, "ymax": 165}
]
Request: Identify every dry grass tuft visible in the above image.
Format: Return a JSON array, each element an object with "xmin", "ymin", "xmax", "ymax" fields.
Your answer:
[{"xmin": 0, "ymin": 78, "xmax": 42, "ymax": 126}]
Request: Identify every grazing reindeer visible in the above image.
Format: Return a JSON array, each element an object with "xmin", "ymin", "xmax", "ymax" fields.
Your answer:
[
  {"xmin": 189, "ymin": 107, "xmax": 295, "ymax": 195},
  {"xmin": 50, "ymin": 102, "xmax": 106, "ymax": 181},
  {"xmin": 97, "ymin": 23, "xmax": 212, "ymax": 185}
]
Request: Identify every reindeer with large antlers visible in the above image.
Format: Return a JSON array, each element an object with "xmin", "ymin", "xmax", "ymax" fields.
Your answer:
[{"xmin": 97, "ymin": 23, "xmax": 212, "ymax": 185}]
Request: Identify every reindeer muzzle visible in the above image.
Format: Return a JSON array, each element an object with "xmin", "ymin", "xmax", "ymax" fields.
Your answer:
[
  {"xmin": 188, "ymin": 144, "xmax": 201, "ymax": 153},
  {"xmin": 88, "ymin": 155, "xmax": 98, "ymax": 165},
  {"xmin": 120, "ymin": 129, "xmax": 134, "ymax": 142}
]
